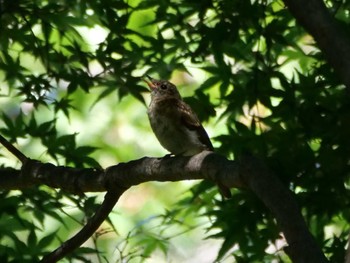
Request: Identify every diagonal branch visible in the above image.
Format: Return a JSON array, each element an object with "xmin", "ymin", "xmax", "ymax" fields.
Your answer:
[
  {"xmin": 238, "ymin": 156, "xmax": 328, "ymax": 262},
  {"xmin": 283, "ymin": 0, "xmax": 350, "ymax": 90},
  {"xmin": 0, "ymin": 134, "xmax": 28, "ymax": 163},
  {"xmin": 40, "ymin": 190, "xmax": 124, "ymax": 262}
]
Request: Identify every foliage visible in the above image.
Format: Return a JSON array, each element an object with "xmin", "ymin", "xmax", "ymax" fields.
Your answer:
[{"xmin": 0, "ymin": 0, "xmax": 349, "ymax": 262}]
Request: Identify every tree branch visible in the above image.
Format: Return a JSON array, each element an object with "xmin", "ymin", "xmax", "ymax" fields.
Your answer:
[
  {"xmin": 0, "ymin": 152, "xmax": 242, "ymax": 193},
  {"xmin": 40, "ymin": 190, "xmax": 124, "ymax": 262},
  {"xmin": 0, "ymin": 134, "xmax": 28, "ymax": 163},
  {"xmin": 0, "ymin": 151, "xmax": 328, "ymax": 262},
  {"xmin": 283, "ymin": 0, "xmax": 350, "ymax": 90},
  {"xmin": 346, "ymin": 233, "xmax": 350, "ymax": 263},
  {"xmin": 238, "ymin": 156, "xmax": 328, "ymax": 262}
]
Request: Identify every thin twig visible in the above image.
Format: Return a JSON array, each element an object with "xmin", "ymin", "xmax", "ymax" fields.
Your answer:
[
  {"xmin": 40, "ymin": 190, "xmax": 124, "ymax": 262},
  {"xmin": 0, "ymin": 134, "xmax": 27, "ymax": 163}
]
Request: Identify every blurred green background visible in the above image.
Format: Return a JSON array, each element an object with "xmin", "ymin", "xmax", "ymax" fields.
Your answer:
[{"xmin": 1, "ymin": 0, "xmax": 349, "ymax": 262}]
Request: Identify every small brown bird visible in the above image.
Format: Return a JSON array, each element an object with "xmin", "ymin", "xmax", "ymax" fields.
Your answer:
[{"xmin": 144, "ymin": 75, "xmax": 231, "ymax": 198}]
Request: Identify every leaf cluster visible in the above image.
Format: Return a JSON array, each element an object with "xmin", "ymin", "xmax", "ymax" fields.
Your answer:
[{"xmin": 1, "ymin": 0, "xmax": 350, "ymax": 262}]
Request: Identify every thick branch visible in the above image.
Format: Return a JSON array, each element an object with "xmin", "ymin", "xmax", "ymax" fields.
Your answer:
[
  {"xmin": 0, "ymin": 152, "xmax": 327, "ymax": 262},
  {"xmin": 0, "ymin": 152, "xmax": 242, "ymax": 192},
  {"xmin": 238, "ymin": 156, "xmax": 328, "ymax": 263},
  {"xmin": 283, "ymin": 0, "xmax": 350, "ymax": 89}
]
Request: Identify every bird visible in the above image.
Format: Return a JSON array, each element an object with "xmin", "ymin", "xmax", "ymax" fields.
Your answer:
[{"xmin": 143, "ymin": 75, "xmax": 231, "ymax": 198}]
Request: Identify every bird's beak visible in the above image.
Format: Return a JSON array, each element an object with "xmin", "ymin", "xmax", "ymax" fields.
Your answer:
[{"xmin": 143, "ymin": 74, "xmax": 156, "ymax": 90}]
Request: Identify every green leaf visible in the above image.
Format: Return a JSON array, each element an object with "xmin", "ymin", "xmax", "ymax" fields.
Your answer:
[
  {"xmin": 27, "ymin": 229, "xmax": 37, "ymax": 247},
  {"xmin": 37, "ymin": 231, "xmax": 58, "ymax": 251}
]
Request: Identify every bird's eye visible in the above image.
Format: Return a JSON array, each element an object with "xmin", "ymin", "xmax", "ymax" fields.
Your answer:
[{"xmin": 160, "ymin": 84, "xmax": 167, "ymax": 90}]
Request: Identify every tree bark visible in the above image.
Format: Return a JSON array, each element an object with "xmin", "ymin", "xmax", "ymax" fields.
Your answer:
[
  {"xmin": 283, "ymin": 0, "xmax": 350, "ymax": 90},
  {"xmin": 0, "ymin": 152, "xmax": 328, "ymax": 262}
]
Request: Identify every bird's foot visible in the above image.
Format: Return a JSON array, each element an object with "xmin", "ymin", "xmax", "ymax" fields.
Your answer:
[{"xmin": 162, "ymin": 153, "xmax": 174, "ymax": 159}]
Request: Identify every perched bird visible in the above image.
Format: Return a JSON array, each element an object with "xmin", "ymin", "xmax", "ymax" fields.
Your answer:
[{"xmin": 143, "ymin": 75, "xmax": 231, "ymax": 198}]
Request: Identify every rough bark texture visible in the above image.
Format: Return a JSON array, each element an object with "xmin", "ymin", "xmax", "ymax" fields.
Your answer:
[{"xmin": 0, "ymin": 151, "xmax": 328, "ymax": 262}]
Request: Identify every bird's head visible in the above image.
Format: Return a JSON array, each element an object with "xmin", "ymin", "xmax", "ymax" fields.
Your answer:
[{"xmin": 143, "ymin": 75, "xmax": 181, "ymax": 100}]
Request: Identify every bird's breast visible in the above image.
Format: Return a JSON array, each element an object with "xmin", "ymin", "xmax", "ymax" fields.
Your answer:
[{"xmin": 147, "ymin": 102, "xmax": 206, "ymax": 155}]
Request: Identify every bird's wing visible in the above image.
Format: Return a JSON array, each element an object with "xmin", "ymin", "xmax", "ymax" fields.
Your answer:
[
  {"xmin": 177, "ymin": 101, "xmax": 201, "ymax": 128},
  {"xmin": 177, "ymin": 100, "xmax": 214, "ymax": 151}
]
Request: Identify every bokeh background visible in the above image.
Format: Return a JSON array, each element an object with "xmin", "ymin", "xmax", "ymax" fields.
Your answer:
[{"xmin": 0, "ymin": 0, "xmax": 349, "ymax": 262}]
